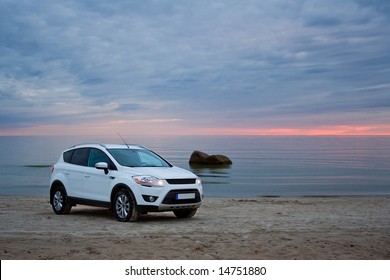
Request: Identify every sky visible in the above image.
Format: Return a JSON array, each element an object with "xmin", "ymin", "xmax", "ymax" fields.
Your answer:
[{"xmin": 1, "ymin": 0, "xmax": 390, "ymax": 136}]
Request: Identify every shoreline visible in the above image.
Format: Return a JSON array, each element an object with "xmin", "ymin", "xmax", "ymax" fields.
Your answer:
[
  {"xmin": 1, "ymin": 196, "xmax": 389, "ymax": 260},
  {"xmin": 1, "ymin": 192, "xmax": 390, "ymax": 198}
]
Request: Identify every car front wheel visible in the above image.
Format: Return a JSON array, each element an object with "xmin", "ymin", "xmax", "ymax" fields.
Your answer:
[{"xmin": 114, "ymin": 190, "xmax": 139, "ymax": 222}]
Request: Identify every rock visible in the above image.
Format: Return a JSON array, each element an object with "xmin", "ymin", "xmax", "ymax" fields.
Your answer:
[
  {"xmin": 189, "ymin": 150, "xmax": 210, "ymax": 164},
  {"xmin": 189, "ymin": 151, "xmax": 232, "ymax": 165},
  {"xmin": 206, "ymin": 155, "xmax": 232, "ymax": 165}
]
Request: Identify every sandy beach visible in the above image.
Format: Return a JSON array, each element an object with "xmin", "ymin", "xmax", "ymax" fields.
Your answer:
[{"xmin": 0, "ymin": 196, "xmax": 389, "ymax": 260}]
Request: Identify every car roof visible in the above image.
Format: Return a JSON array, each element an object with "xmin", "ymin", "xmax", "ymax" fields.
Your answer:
[{"xmin": 68, "ymin": 143, "xmax": 147, "ymax": 150}]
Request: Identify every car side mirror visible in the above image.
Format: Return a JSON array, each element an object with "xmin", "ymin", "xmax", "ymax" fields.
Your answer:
[{"xmin": 95, "ymin": 162, "xmax": 109, "ymax": 174}]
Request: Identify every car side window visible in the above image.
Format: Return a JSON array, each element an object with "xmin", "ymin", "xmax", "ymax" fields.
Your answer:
[
  {"xmin": 88, "ymin": 148, "xmax": 112, "ymax": 168},
  {"xmin": 63, "ymin": 150, "xmax": 74, "ymax": 163},
  {"xmin": 70, "ymin": 148, "xmax": 90, "ymax": 166}
]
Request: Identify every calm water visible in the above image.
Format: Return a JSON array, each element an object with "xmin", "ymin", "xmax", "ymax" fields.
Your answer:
[{"xmin": 0, "ymin": 136, "xmax": 390, "ymax": 197}]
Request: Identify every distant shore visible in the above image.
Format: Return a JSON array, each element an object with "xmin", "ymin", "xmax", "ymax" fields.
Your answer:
[{"xmin": 1, "ymin": 196, "xmax": 389, "ymax": 259}]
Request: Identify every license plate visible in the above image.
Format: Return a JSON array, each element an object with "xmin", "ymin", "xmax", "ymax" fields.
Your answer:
[{"xmin": 176, "ymin": 193, "xmax": 195, "ymax": 200}]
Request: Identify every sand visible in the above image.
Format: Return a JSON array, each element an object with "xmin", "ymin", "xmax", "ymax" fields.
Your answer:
[{"xmin": 0, "ymin": 196, "xmax": 389, "ymax": 260}]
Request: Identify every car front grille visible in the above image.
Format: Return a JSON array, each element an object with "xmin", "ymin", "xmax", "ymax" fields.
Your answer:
[{"xmin": 166, "ymin": 178, "xmax": 196, "ymax": 185}]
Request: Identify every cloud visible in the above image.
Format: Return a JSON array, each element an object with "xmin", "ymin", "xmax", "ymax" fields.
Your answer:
[
  {"xmin": 305, "ymin": 16, "xmax": 343, "ymax": 28},
  {"xmin": 354, "ymin": 0, "xmax": 390, "ymax": 18},
  {"xmin": 0, "ymin": 0, "xmax": 390, "ymax": 135}
]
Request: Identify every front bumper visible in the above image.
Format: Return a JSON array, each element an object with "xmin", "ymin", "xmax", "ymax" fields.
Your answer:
[{"xmin": 137, "ymin": 188, "xmax": 202, "ymax": 212}]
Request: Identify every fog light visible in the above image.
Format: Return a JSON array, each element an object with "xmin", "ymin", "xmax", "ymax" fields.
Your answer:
[{"xmin": 142, "ymin": 195, "xmax": 158, "ymax": 202}]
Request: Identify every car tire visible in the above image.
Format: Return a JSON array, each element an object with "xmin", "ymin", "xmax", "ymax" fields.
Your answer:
[
  {"xmin": 173, "ymin": 209, "xmax": 197, "ymax": 218},
  {"xmin": 51, "ymin": 186, "xmax": 72, "ymax": 215},
  {"xmin": 114, "ymin": 190, "xmax": 139, "ymax": 222}
]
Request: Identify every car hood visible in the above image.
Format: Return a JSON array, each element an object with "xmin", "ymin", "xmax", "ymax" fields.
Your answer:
[{"xmin": 121, "ymin": 166, "xmax": 196, "ymax": 179}]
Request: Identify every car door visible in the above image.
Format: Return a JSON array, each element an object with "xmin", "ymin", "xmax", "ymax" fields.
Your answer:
[
  {"xmin": 66, "ymin": 148, "xmax": 90, "ymax": 198},
  {"xmin": 83, "ymin": 148, "xmax": 115, "ymax": 202}
]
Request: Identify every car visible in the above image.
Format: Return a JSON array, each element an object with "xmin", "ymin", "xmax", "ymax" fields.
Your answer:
[{"xmin": 50, "ymin": 143, "xmax": 203, "ymax": 222}]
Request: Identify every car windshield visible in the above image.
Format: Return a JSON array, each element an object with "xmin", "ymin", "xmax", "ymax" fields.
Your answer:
[{"xmin": 107, "ymin": 148, "xmax": 171, "ymax": 168}]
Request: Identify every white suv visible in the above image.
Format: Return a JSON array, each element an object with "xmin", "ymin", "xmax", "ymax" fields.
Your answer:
[{"xmin": 50, "ymin": 143, "xmax": 203, "ymax": 222}]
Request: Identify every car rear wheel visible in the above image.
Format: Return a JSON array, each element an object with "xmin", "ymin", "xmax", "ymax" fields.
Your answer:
[
  {"xmin": 173, "ymin": 209, "xmax": 197, "ymax": 218},
  {"xmin": 51, "ymin": 186, "xmax": 72, "ymax": 215},
  {"xmin": 114, "ymin": 190, "xmax": 139, "ymax": 222}
]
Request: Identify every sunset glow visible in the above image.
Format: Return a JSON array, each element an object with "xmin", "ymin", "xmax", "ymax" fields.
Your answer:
[{"xmin": 2, "ymin": 122, "xmax": 390, "ymax": 137}]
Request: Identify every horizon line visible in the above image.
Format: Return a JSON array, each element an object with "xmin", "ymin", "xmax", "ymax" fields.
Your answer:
[{"xmin": 1, "ymin": 133, "xmax": 390, "ymax": 137}]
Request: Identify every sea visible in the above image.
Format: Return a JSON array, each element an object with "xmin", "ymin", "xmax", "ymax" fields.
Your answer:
[{"xmin": 0, "ymin": 135, "xmax": 390, "ymax": 198}]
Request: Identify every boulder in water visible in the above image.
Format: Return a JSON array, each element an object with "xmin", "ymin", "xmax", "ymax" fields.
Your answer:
[{"xmin": 189, "ymin": 151, "xmax": 232, "ymax": 165}]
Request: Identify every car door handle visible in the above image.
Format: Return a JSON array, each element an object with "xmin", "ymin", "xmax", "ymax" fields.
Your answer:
[
  {"xmin": 65, "ymin": 171, "xmax": 70, "ymax": 175},
  {"xmin": 84, "ymin": 174, "xmax": 91, "ymax": 178}
]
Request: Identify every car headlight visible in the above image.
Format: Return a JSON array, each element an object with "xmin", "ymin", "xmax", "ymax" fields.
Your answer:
[
  {"xmin": 133, "ymin": 175, "xmax": 165, "ymax": 187},
  {"xmin": 196, "ymin": 178, "xmax": 202, "ymax": 187}
]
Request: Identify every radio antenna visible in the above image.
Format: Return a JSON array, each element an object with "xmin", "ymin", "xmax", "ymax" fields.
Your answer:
[{"xmin": 117, "ymin": 132, "xmax": 129, "ymax": 148}]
